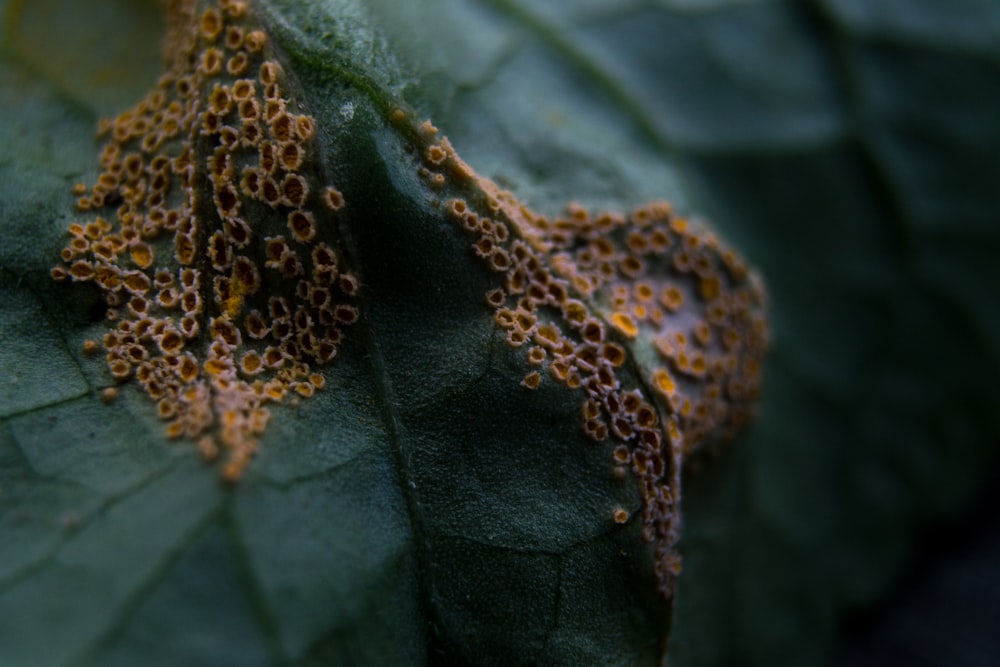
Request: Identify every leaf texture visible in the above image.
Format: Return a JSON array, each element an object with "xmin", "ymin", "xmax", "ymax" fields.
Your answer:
[{"xmin": 2, "ymin": 1, "xmax": 999, "ymax": 666}]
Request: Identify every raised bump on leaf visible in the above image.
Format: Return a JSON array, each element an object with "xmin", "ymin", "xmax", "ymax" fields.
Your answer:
[
  {"xmin": 52, "ymin": 0, "xmax": 356, "ymax": 482},
  {"xmin": 411, "ymin": 126, "xmax": 769, "ymax": 597}
]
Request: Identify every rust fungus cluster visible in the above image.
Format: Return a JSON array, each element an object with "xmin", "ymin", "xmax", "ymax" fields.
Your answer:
[
  {"xmin": 50, "ymin": 0, "xmax": 768, "ymax": 597},
  {"xmin": 51, "ymin": 0, "xmax": 356, "ymax": 481},
  {"xmin": 412, "ymin": 129, "xmax": 768, "ymax": 596}
]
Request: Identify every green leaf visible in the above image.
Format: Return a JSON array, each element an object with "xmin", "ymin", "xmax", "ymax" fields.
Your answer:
[{"xmin": 2, "ymin": 2, "xmax": 999, "ymax": 667}]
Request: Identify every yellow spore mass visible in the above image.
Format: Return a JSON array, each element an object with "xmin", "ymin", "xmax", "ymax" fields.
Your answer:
[
  {"xmin": 413, "ymin": 130, "xmax": 769, "ymax": 597},
  {"xmin": 52, "ymin": 0, "xmax": 356, "ymax": 481}
]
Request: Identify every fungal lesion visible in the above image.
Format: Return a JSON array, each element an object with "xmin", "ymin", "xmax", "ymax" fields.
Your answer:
[
  {"xmin": 51, "ymin": 0, "xmax": 357, "ymax": 482},
  {"xmin": 407, "ymin": 123, "xmax": 769, "ymax": 597},
  {"xmin": 50, "ymin": 0, "xmax": 768, "ymax": 598}
]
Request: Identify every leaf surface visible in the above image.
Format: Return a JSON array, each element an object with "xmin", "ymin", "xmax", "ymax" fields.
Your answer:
[{"xmin": 1, "ymin": 1, "xmax": 999, "ymax": 667}]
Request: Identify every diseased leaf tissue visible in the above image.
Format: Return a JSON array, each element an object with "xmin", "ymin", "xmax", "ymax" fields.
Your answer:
[{"xmin": 51, "ymin": 0, "xmax": 766, "ymax": 601}]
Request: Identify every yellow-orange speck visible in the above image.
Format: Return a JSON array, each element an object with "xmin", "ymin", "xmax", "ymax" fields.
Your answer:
[
  {"xmin": 520, "ymin": 371, "xmax": 541, "ymax": 390},
  {"xmin": 609, "ymin": 312, "xmax": 638, "ymax": 339}
]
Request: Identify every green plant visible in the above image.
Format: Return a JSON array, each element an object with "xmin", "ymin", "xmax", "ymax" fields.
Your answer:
[{"xmin": 2, "ymin": 1, "xmax": 998, "ymax": 666}]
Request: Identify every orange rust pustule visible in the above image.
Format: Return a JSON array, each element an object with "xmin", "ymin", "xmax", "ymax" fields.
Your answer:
[
  {"xmin": 52, "ymin": 0, "xmax": 356, "ymax": 481},
  {"xmin": 414, "ymin": 126, "xmax": 768, "ymax": 597}
]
